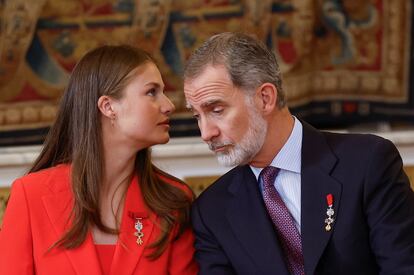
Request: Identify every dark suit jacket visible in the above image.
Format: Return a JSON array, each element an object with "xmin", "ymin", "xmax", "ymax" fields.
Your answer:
[{"xmin": 191, "ymin": 122, "xmax": 414, "ymax": 275}]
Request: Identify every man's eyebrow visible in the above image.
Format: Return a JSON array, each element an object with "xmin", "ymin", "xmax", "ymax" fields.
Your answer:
[
  {"xmin": 186, "ymin": 99, "xmax": 223, "ymax": 111},
  {"xmin": 200, "ymin": 99, "xmax": 222, "ymax": 109}
]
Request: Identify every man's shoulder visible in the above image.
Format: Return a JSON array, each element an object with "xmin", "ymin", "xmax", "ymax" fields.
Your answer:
[
  {"xmin": 315, "ymin": 131, "xmax": 401, "ymax": 175},
  {"xmin": 321, "ymin": 131, "xmax": 396, "ymax": 155},
  {"xmin": 303, "ymin": 121, "xmax": 391, "ymax": 152},
  {"xmin": 323, "ymin": 130, "xmax": 386, "ymax": 144},
  {"xmin": 302, "ymin": 125, "xmax": 400, "ymax": 174},
  {"xmin": 194, "ymin": 165, "xmax": 246, "ymax": 206}
]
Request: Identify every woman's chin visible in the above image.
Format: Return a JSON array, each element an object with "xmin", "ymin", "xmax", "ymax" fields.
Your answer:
[{"xmin": 157, "ymin": 134, "xmax": 170, "ymax": 145}]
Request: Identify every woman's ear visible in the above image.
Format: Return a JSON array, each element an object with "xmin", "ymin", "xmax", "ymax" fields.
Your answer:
[
  {"xmin": 97, "ymin": 95, "xmax": 115, "ymax": 119},
  {"xmin": 255, "ymin": 83, "xmax": 278, "ymax": 114}
]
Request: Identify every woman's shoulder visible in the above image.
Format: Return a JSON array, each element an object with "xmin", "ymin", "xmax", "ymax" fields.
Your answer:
[
  {"xmin": 155, "ymin": 168, "xmax": 194, "ymax": 198},
  {"xmin": 13, "ymin": 164, "xmax": 71, "ymax": 194}
]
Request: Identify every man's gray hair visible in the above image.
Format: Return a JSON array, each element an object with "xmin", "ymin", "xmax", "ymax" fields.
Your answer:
[{"xmin": 184, "ymin": 32, "xmax": 286, "ymax": 108}]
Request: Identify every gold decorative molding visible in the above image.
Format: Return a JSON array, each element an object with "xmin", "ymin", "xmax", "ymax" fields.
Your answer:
[
  {"xmin": 185, "ymin": 175, "xmax": 219, "ymax": 197},
  {"xmin": 0, "ymin": 101, "xmax": 58, "ymax": 130},
  {"xmin": 0, "ymin": 187, "xmax": 10, "ymax": 227},
  {"xmin": 404, "ymin": 166, "xmax": 414, "ymax": 190}
]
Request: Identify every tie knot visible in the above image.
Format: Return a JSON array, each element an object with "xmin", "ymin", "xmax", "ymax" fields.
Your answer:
[{"xmin": 260, "ymin": 166, "xmax": 280, "ymax": 188}]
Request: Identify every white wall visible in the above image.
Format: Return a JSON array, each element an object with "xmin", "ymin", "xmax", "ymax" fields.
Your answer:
[
  {"xmin": 0, "ymin": 137, "xmax": 231, "ymax": 187},
  {"xmin": 1, "ymin": 131, "xmax": 414, "ymax": 187}
]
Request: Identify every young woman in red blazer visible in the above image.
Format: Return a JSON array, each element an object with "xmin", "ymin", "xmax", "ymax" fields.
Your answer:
[{"xmin": 0, "ymin": 45, "xmax": 198, "ymax": 275}]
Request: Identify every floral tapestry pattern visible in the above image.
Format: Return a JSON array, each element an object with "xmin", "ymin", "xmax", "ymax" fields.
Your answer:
[{"xmin": 0, "ymin": 0, "xmax": 412, "ymax": 145}]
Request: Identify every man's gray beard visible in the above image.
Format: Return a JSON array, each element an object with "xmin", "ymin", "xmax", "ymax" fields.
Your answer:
[{"xmin": 216, "ymin": 105, "xmax": 267, "ymax": 167}]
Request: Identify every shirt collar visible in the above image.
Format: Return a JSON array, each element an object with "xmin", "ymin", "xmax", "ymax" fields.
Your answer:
[{"xmin": 250, "ymin": 116, "xmax": 303, "ymax": 180}]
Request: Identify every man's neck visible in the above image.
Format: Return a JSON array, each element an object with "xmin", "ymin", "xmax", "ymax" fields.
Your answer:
[{"xmin": 249, "ymin": 108, "xmax": 294, "ymax": 168}]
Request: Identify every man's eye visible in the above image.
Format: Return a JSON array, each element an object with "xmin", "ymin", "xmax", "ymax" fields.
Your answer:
[
  {"xmin": 212, "ymin": 107, "xmax": 223, "ymax": 114},
  {"xmin": 193, "ymin": 113, "xmax": 200, "ymax": 120}
]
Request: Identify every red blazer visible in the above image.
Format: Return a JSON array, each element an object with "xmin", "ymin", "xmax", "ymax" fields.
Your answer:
[{"xmin": 0, "ymin": 164, "xmax": 198, "ymax": 275}]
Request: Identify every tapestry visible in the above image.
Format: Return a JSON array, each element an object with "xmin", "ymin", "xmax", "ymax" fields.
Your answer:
[
  {"xmin": 167, "ymin": 0, "xmax": 414, "ymax": 127},
  {"xmin": 0, "ymin": 0, "xmax": 413, "ymax": 146}
]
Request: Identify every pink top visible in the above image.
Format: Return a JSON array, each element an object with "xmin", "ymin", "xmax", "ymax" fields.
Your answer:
[{"xmin": 95, "ymin": 244, "xmax": 116, "ymax": 275}]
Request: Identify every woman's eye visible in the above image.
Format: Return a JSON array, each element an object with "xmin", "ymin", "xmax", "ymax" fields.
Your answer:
[{"xmin": 147, "ymin": 88, "xmax": 156, "ymax": 96}]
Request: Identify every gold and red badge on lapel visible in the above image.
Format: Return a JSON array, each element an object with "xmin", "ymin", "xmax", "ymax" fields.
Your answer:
[
  {"xmin": 324, "ymin": 194, "xmax": 335, "ymax": 231},
  {"xmin": 128, "ymin": 211, "xmax": 146, "ymax": 245}
]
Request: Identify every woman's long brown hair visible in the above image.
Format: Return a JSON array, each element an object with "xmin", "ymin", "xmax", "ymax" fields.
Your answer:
[{"xmin": 30, "ymin": 45, "xmax": 192, "ymax": 259}]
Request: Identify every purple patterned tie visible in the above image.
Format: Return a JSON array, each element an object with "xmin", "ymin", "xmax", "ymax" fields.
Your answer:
[{"xmin": 260, "ymin": 166, "xmax": 305, "ymax": 275}]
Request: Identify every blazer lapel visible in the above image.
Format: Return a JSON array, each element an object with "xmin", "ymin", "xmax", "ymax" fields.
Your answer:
[
  {"xmin": 226, "ymin": 166, "xmax": 290, "ymax": 275},
  {"xmin": 110, "ymin": 175, "xmax": 155, "ymax": 275},
  {"xmin": 42, "ymin": 166, "xmax": 101, "ymax": 274},
  {"xmin": 300, "ymin": 122, "xmax": 342, "ymax": 275}
]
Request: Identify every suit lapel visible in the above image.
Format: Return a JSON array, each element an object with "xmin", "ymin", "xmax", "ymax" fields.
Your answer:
[
  {"xmin": 42, "ymin": 166, "xmax": 102, "ymax": 274},
  {"xmin": 226, "ymin": 166, "xmax": 290, "ymax": 275},
  {"xmin": 300, "ymin": 122, "xmax": 342, "ymax": 275},
  {"xmin": 110, "ymin": 175, "xmax": 155, "ymax": 275}
]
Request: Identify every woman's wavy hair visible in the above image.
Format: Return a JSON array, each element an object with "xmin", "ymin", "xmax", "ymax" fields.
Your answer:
[{"xmin": 30, "ymin": 45, "xmax": 192, "ymax": 259}]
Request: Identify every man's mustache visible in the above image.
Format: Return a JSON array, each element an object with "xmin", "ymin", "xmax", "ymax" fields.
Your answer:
[{"xmin": 208, "ymin": 141, "xmax": 235, "ymax": 151}]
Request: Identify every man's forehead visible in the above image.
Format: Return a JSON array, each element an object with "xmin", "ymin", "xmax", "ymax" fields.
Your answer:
[
  {"xmin": 183, "ymin": 64, "xmax": 237, "ymax": 109},
  {"xmin": 184, "ymin": 81, "xmax": 236, "ymax": 108},
  {"xmin": 184, "ymin": 65, "xmax": 230, "ymax": 87}
]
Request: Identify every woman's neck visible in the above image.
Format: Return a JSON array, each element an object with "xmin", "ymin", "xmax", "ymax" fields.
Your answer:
[
  {"xmin": 102, "ymin": 153, "xmax": 135, "ymax": 196},
  {"xmin": 101, "ymin": 124, "xmax": 139, "ymax": 194},
  {"xmin": 92, "ymin": 145, "xmax": 137, "ymax": 244}
]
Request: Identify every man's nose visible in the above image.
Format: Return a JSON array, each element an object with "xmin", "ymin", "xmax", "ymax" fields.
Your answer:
[{"xmin": 199, "ymin": 119, "xmax": 219, "ymax": 142}]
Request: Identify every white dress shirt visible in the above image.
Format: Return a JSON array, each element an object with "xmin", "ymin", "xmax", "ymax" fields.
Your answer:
[{"xmin": 250, "ymin": 116, "xmax": 303, "ymax": 233}]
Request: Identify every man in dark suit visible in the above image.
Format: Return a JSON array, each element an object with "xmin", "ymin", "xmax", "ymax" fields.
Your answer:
[{"xmin": 183, "ymin": 32, "xmax": 414, "ymax": 275}]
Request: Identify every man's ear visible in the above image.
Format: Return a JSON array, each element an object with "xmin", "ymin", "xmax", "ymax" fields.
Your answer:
[
  {"xmin": 97, "ymin": 95, "xmax": 115, "ymax": 119},
  {"xmin": 255, "ymin": 83, "xmax": 278, "ymax": 114}
]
